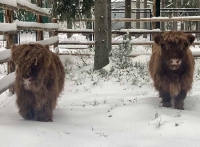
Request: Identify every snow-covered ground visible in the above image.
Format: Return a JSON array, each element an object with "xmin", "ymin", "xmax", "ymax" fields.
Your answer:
[{"xmin": 1, "ymin": 33, "xmax": 200, "ymax": 147}]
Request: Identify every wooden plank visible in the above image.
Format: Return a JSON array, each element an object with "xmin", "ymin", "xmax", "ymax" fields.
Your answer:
[
  {"xmin": 0, "ymin": 3, "xmax": 17, "ymax": 10},
  {"xmin": 59, "ymin": 41, "xmax": 153, "ymax": 45},
  {"xmin": 17, "ymin": 3, "xmax": 50, "ymax": 17},
  {"xmin": 56, "ymin": 29, "xmax": 200, "ymax": 35},
  {"xmin": 112, "ymin": 17, "xmax": 200, "ymax": 22},
  {"xmin": 59, "ymin": 40, "xmax": 200, "ymax": 46},
  {"xmin": 0, "ymin": 31, "xmax": 18, "ymax": 35},
  {"xmin": 0, "ymin": 1, "xmax": 49, "ymax": 16},
  {"xmin": 58, "ymin": 51, "xmax": 200, "ymax": 58},
  {"xmin": 17, "ymin": 26, "xmax": 58, "ymax": 31}
]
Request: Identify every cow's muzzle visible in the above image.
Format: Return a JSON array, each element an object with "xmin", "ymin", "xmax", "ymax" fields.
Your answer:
[{"xmin": 168, "ymin": 59, "xmax": 182, "ymax": 70}]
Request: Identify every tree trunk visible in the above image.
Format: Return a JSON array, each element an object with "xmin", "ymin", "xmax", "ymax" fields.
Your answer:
[{"xmin": 94, "ymin": 0, "xmax": 111, "ymax": 70}]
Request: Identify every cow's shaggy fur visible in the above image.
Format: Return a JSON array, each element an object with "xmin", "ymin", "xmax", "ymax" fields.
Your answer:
[
  {"xmin": 11, "ymin": 43, "xmax": 65, "ymax": 122},
  {"xmin": 149, "ymin": 31, "xmax": 195, "ymax": 110}
]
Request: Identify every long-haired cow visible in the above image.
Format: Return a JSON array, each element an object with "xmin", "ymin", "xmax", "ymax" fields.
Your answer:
[
  {"xmin": 11, "ymin": 43, "xmax": 65, "ymax": 122},
  {"xmin": 149, "ymin": 31, "xmax": 195, "ymax": 110}
]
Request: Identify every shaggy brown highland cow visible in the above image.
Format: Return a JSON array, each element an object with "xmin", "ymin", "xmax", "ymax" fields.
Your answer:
[
  {"xmin": 149, "ymin": 31, "xmax": 195, "ymax": 110},
  {"xmin": 11, "ymin": 43, "xmax": 65, "ymax": 122}
]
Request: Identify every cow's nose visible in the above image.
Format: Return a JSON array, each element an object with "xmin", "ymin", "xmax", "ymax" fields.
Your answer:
[{"xmin": 171, "ymin": 59, "xmax": 182, "ymax": 65}]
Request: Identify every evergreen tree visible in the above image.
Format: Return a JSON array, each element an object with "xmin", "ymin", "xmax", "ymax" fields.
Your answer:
[
  {"xmin": 44, "ymin": 0, "xmax": 94, "ymax": 21},
  {"xmin": 110, "ymin": 34, "xmax": 132, "ymax": 69}
]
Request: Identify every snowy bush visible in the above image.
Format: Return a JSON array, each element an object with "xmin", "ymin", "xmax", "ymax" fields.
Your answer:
[{"xmin": 110, "ymin": 34, "xmax": 133, "ymax": 69}]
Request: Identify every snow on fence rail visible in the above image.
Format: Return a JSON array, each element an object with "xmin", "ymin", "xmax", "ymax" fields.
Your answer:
[
  {"xmin": 79, "ymin": 16, "xmax": 200, "ymax": 22},
  {"xmin": 0, "ymin": 0, "xmax": 49, "ymax": 16},
  {"xmin": 0, "ymin": 49, "xmax": 11, "ymax": 64},
  {"xmin": 58, "ymin": 51, "xmax": 200, "ymax": 58},
  {"xmin": 0, "ymin": 21, "xmax": 59, "ymax": 34},
  {"xmin": 0, "ymin": 23, "xmax": 18, "ymax": 34},
  {"xmin": 57, "ymin": 29, "xmax": 162, "ymax": 34},
  {"xmin": 0, "ymin": 72, "xmax": 15, "ymax": 95},
  {"xmin": 0, "ymin": 36, "xmax": 59, "ymax": 64},
  {"xmin": 112, "ymin": 16, "xmax": 200, "ymax": 22},
  {"xmin": 57, "ymin": 28, "xmax": 200, "ymax": 35},
  {"xmin": 16, "ymin": 21, "xmax": 59, "ymax": 31},
  {"xmin": 58, "ymin": 40, "xmax": 200, "ymax": 46}
]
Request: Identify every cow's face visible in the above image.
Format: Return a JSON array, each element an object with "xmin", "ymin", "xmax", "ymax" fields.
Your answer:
[
  {"xmin": 11, "ymin": 44, "xmax": 51, "ymax": 90},
  {"xmin": 154, "ymin": 31, "xmax": 195, "ymax": 70}
]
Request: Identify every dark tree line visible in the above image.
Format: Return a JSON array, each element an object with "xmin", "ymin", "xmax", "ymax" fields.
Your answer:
[{"xmin": 44, "ymin": 0, "xmax": 94, "ymax": 21}]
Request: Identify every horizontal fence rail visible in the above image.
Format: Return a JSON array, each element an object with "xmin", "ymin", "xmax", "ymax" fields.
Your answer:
[
  {"xmin": 0, "ymin": 0, "xmax": 50, "ymax": 16},
  {"xmin": 0, "ymin": 72, "xmax": 15, "ymax": 95},
  {"xmin": 0, "ymin": 50, "xmax": 11, "ymax": 64},
  {"xmin": 57, "ymin": 29, "xmax": 200, "ymax": 35},
  {"xmin": 58, "ymin": 40, "xmax": 200, "ymax": 46}
]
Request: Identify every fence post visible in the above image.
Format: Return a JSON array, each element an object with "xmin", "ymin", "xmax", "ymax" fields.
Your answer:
[
  {"xmin": 160, "ymin": 0, "xmax": 164, "ymax": 31},
  {"xmin": 125, "ymin": 0, "xmax": 131, "ymax": 30},
  {"xmin": 172, "ymin": 0, "xmax": 178, "ymax": 31},
  {"xmin": 153, "ymin": 0, "xmax": 160, "ymax": 29},
  {"xmin": 5, "ymin": 9, "xmax": 15, "ymax": 93},
  {"xmin": 136, "ymin": 0, "xmax": 140, "ymax": 38},
  {"xmin": 143, "ymin": 0, "xmax": 147, "ymax": 38},
  {"xmin": 36, "ymin": 0, "xmax": 43, "ymax": 41},
  {"xmin": 52, "ymin": 18, "xmax": 58, "ymax": 51}
]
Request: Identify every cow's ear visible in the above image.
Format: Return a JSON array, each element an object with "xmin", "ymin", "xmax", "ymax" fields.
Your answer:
[
  {"xmin": 187, "ymin": 34, "xmax": 195, "ymax": 45},
  {"xmin": 154, "ymin": 33, "xmax": 162, "ymax": 45}
]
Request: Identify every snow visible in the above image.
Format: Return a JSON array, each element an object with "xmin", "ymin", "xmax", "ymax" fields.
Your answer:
[
  {"xmin": 0, "ymin": 0, "xmax": 49, "ymax": 15},
  {"xmin": 0, "ymin": 21, "xmax": 58, "ymax": 32},
  {"xmin": 0, "ymin": 0, "xmax": 17, "ymax": 7},
  {"xmin": 2, "ymin": 26, "xmax": 200, "ymax": 147},
  {"xmin": 1, "ymin": 56, "xmax": 200, "ymax": 146},
  {"xmin": 15, "ymin": 20, "xmax": 59, "ymax": 29},
  {"xmin": 120, "ymin": 29, "xmax": 161, "ymax": 32},
  {"xmin": 0, "ymin": 23, "xmax": 17, "ymax": 32},
  {"xmin": 59, "ymin": 34, "xmax": 89, "ymax": 50},
  {"xmin": 0, "ymin": 49, "xmax": 11, "ymax": 62},
  {"xmin": 36, "ymin": 36, "xmax": 59, "ymax": 46},
  {"xmin": 143, "ymin": 16, "xmax": 200, "ymax": 21},
  {"xmin": 58, "ymin": 28, "xmax": 94, "ymax": 33},
  {"xmin": 0, "ymin": 72, "xmax": 15, "ymax": 94}
]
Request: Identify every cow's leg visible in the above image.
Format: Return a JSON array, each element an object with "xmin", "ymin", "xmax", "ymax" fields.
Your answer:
[
  {"xmin": 175, "ymin": 90, "xmax": 186, "ymax": 110},
  {"xmin": 159, "ymin": 90, "xmax": 172, "ymax": 107}
]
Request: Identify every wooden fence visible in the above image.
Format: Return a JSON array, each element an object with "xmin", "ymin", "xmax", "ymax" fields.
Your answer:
[
  {"xmin": 0, "ymin": 0, "xmax": 59, "ymax": 94},
  {"xmin": 57, "ymin": 15, "xmax": 200, "ymax": 55}
]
